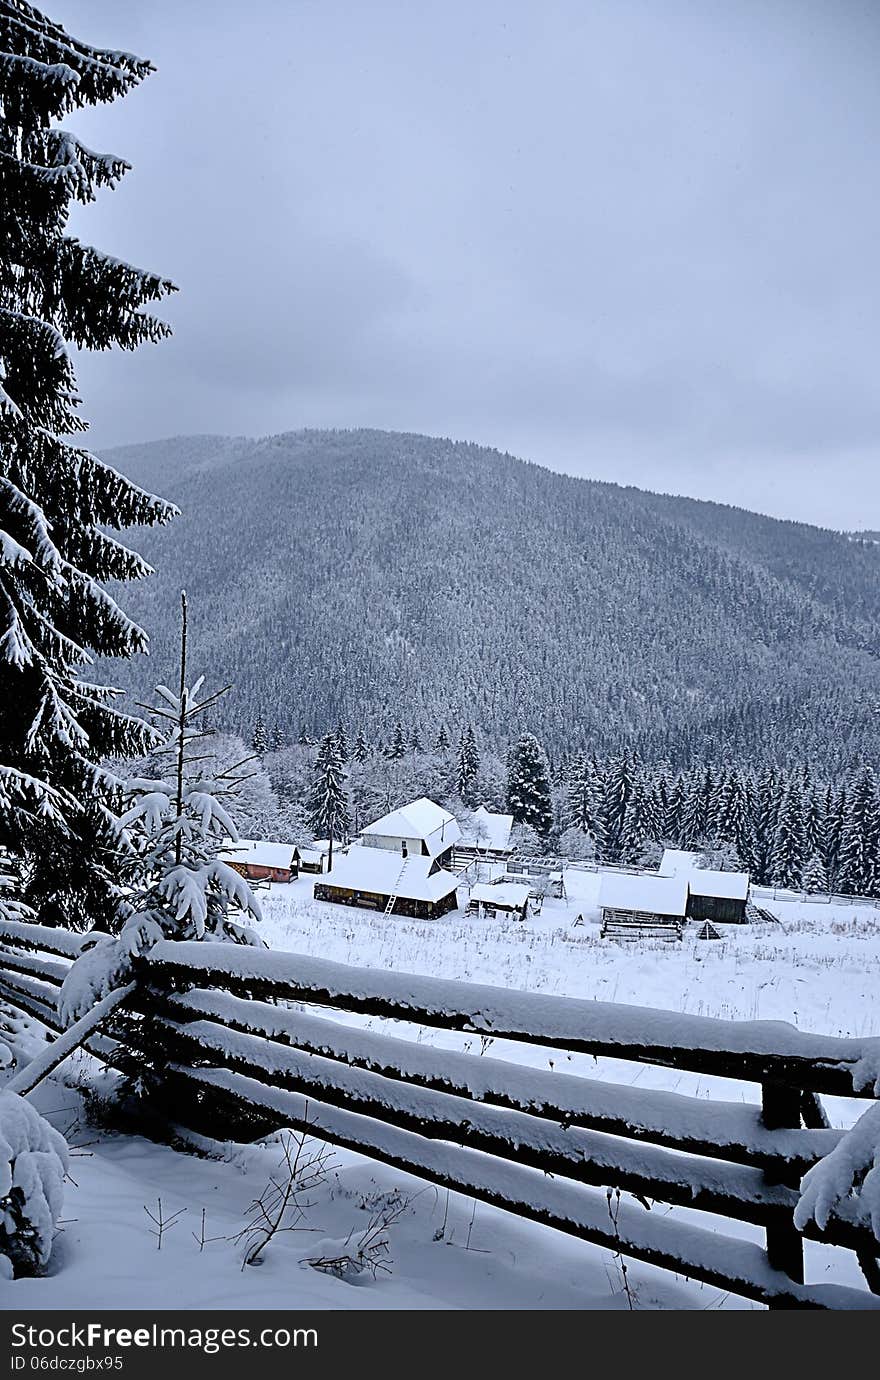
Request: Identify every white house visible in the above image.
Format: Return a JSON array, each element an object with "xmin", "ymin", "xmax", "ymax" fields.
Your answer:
[{"xmin": 360, "ymin": 797, "xmax": 461, "ymax": 865}]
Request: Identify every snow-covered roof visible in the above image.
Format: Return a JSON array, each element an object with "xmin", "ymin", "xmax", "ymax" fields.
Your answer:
[
  {"xmin": 659, "ymin": 849, "xmax": 701, "ymax": 876},
  {"xmin": 458, "ymin": 806, "xmax": 514, "ymax": 852},
  {"xmin": 218, "ymin": 839, "xmax": 297, "ymax": 870},
  {"xmin": 296, "ymin": 846, "xmax": 328, "ymax": 865},
  {"xmin": 658, "ymin": 849, "xmax": 749, "ymax": 899},
  {"xmin": 320, "ymin": 844, "xmax": 460, "ymax": 903},
  {"xmin": 470, "ymin": 882, "xmax": 531, "ymax": 909},
  {"xmin": 361, "ymin": 797, "xmax": 461, "ymax": 856},
  {"xmin": 688, "ymin": 869, "xmax": 750, "ymax": 901},
  {"xmin": 598, "ymin": 871, "xmax": 689, "ymax": 917}
]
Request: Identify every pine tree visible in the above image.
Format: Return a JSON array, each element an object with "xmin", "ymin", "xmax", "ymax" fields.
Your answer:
[
  {"xmin": 334, "ymin": 722, "xmax": 349, "ymax": 764},
  {"xmin": 306, "ymin": 732, "xmax": 349, "ymax": 870},
  {"xmin": 663, "ymin": 774, "xmax": 685, "ymax": 842},
  {"xmin": 0, "ymin": 3, "xmax": 176, "ymax": 927},
  {"xmin": 601, "ymin": 753, "xmax": 635, "ymax": 860},
  {"xmin": 825, "ymin": 782, "xmax": 847, "ymax": 886},
  {"xmin": 59, "ymin": 596, "xmax": 261, "ymax": 1025},
  {"xmin": 456, "ymin": 724, "xmax": 480, "ymax": 804},
  {"xmin": 619, "ymin": 776, "xmax": 649, "ymax": 864},
  {"xmin": 298, "ymin": 724, "xmax": 314, "ymax": 746},
  {"xmin": 835, "ymin": 768, "xmax": 879, "ymax": 896},
  {"xmin": 251, "ymin": 714, "xmax": 269, "ymax": 756},
  {"xmin": 409, "ymin": 726, "xmax": 423, "ymax": 754},
  {"xmin": 564, "ymin": 752, "xmax": 596, "ymax": 842},
  {"xmin": 353, "ymin": 729, "xmax": 370, "ymax": 762},
  {"xmin": 387, "ymin": 721, "xmax": 407, "ymax": 760},
  {"xmin": 754, "ymin": 769, "xmax": 779, "ymax": 884},
  {"xmin": 506, "ymin": 734, "xmax": 552, "ymax": 838},
  {"xmin": 770, "ymin": 780, "xmax": 807, "ymax": 891},
  {"xmin": 802, "ymin": 852, "xmax": 828, "ymax": 895},
  {"xmin": 433, "ymin": 724, "xmax": 450, "ymax": 754},
  {"xmin": 803, "ymin": 786, "xmax": 827, "ymax": 862}
]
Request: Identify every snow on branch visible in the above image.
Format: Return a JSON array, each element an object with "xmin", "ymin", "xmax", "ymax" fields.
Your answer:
[
  {"xmin": 60, "ymin": 653, "xmax": 264, "ymax": 1026},
  {"xmin": 795, "ymin": 1102, "xmax": 880, "ymax": 1244}
]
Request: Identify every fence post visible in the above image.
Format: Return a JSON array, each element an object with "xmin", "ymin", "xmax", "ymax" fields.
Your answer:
[{"xmin": 761, "ymin": 1080, "xmax": 804, "ymax": 1302}]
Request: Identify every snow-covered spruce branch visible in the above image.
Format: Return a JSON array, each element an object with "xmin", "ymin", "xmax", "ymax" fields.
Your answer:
[{"xmin": 795, "ymin": 1102, "xmax": 880, "ymax": 1245}]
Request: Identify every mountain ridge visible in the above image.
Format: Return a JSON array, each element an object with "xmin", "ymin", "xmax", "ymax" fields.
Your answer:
[{"xmin": 99, "ymin": 428, "xmax": 880, "ymax": 772}]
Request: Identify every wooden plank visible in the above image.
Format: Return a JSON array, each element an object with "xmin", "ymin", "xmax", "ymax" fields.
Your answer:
[
  {"xmin": 172, "ymin": 1064, "xmax": 880, "ymax": 1312},
  {"xmin": 5, "ymin": 984, "xmax": 136, "ymax": 1097},
  {"xmin": 0, "ymin": 945, "xmax": 67, "ymax": 985},
  {"xmin": 151, "ymin": 987, "xmax": 842, "ymax": 1174},
  {"xmin": 0, "ymin": 918, "xmax": 109, "ymax": 959},
  {"xmin": 762, "ymin": 1081, "xmax": 805, "ymax": 1300},
  {"xmin": 145, "ymin": 1012, "xmax": 806, "ymax": 1230},
  {"xmin": 0, "ymin": 973, "xmax": 122, "ymax": 1067},
  {"xmin": 143, "ymin": 941, "xmax": 880, "ymax": 1095}
]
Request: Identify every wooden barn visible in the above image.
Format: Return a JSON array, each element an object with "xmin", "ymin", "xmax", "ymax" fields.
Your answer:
[
  {"xmin": 293, "ymin": 841, "xmax": 334, "ymax": 875},
  {"xmin": 219, "ymin": 839, "xmax": 298, "ymax": 883},
  {"xmin": 468, "ymin": 881, "xmax": 531, "ymax": 921},
  {"xmin": 659, "ymin": 849, "xmax": 750, "ymax": 924},
  {"xmin": 685, "ymin": 869, "xmax": 750, "ymax": 924},
  {"xmin": 598, "ymin": 872, "xmax": 689, "ymax": 940},
  {"xmin": 314, "ymin": 843, "xmax": 459, "ymax": 920}
]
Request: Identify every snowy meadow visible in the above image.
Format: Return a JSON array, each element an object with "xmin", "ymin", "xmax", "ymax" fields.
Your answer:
[{"xmin": 10, "ymin": 877, "xmax": 879, "ymax": 1312}]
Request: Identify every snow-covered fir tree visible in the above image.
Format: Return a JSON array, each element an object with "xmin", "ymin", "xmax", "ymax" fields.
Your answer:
[
  {"xmin": 334, "ymin": 722, "xmax": 349, "ymax": 764},
  {"xmin": 59, "ymin": 620, "xmax": 263, "ymax": 1025},
  {"xmin": 387, "ymin": 721, "xmax": 407, "ymax": 760},
  {"xmin": 600, "ymin": 753, "xmax": 635, "ymax": 859},
  {"xmin": 306, "ymin": 732, "xmax": 349, "ymax": 867},
  {"xmin": 506, "ymin": 734, "xmax": 553, "ymax": 839},
  {"xmin": 353, "ymin": 729, "xmax": 370, "ymax": 762},
  {"xmin": 251, "ymin": 714, "xmax": 269, "ymax": 756},
  {"xmin": 433, "ymin": 724, "xmax": 450, "ymax": 754},
  {"xmin": 0, "ymin": 1, "xmax": 176, "ymax": 927},
  {"xmin": 563, "ymin": 753, "xmax": 597, "ymax": 845},
  {"xmin": 802, "ymin": 851, "xmax": 828, "ymax": 895},
  {"xmin": 770, "ymin": 779, "xmax": 807, "ymax": 891},
  {"xmin": 835, "ymin": 767, "xmax": 879, "ymax": 897},
  {"xmin": 456, "ymin": 724, "xmax": 480, "ymax": 804}
]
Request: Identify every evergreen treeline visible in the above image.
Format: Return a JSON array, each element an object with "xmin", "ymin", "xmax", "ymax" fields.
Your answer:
[{"xmin": 251, "ymin": 716, "xmax": 880, "ymax": 898}]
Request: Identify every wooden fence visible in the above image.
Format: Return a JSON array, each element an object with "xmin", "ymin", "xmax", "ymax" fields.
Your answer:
[{"xmin": 1, "ymin": 918, "xmax": 879, "ymax": 1311}]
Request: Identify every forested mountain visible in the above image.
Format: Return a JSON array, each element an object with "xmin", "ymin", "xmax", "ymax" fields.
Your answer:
[{"xmin": 103, "ymin": 429, "xmax": 880, "ymax": 773}]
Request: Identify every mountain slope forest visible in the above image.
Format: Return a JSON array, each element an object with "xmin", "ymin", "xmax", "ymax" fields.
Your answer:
[{"xmin": 101, "ymin": 429, "xmax": 880, "ymax": 773}]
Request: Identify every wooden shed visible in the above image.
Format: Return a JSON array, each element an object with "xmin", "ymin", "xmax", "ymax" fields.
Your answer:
[
  {"xmin": 467, "ymin": 882, "xmax": 530, "ymax": 921},
  {"xmin": 219, "ymin": 839, "xmax": 298, "ymax": 883},
  {"xmin": 685, "ymin": 869, "xmax": 750, "ymax": 924}
]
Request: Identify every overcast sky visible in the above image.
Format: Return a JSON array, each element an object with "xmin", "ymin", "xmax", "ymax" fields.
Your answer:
[{"xmin": 60, "ymin": 0, "xmax": 879, "ymax": 528}]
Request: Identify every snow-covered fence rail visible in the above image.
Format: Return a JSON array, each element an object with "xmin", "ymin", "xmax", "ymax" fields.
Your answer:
[
  {"xmin": 751, "ymin": 885, "xmax": 880, "ymax": 910},
  {"xmin": 1, "ymin": 921, "xmax": 879, "ymax": 1309}
]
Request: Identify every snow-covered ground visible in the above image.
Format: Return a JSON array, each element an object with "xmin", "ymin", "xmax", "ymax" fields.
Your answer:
[{"xmin": 6, "ymin": 871, "xmax": 880, "ymax": 1311}]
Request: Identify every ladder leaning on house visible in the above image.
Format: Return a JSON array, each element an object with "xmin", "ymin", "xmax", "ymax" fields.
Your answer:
[{"xmin": 383, "ymin": 858, "xmax": 410, "ymax": 916}]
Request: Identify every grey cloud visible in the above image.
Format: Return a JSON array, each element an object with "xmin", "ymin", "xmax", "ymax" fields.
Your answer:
[{"xmin": 57, "ymin": 0, "xmax": 880, "ymax": 528}]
